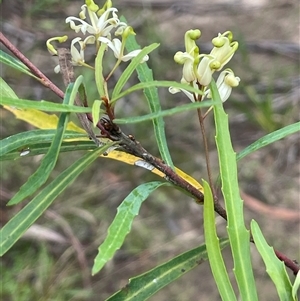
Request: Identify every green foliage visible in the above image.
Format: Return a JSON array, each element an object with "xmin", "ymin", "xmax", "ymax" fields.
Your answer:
[
  {"xmin": 237, "ymin": 122, "xmax": 300, "ymax": 161},
  {"xmin": 7, "ymin": 81, "xmax": 81, "ymax": 205},
  {"xmin": 106, "ymin": 239, "xmax": 229, "ymax": 301},
  {"xmin": 293, "ymin": 273, "xmax": 300, "ymax": 300},
  {"xmin": 1, "ymin": 2, "xmax": 299, "ymax": 300},
  {"xmin": 251, "ymin": 220, "xmax": 295, "ymax": 300},
  {"xmin": 211, "ymin": 79, "xmax": 258, "ymax": 300},
  {"xmin": 92, "ymin": 99, "xmax": 103, "ymax": 126},
  {"xmin": 0, "ymin": 142, "xmax": 114, "ymax": 255},
  {"xmin": 0, "ymin": 50, "xmax": 36, "ymax": 79},
  {"xmin": 0, "ymin": 96, "xmax": 93, "ymax": 112},
  {"xmin": 114, "ymin": 100, "xmax": 213, "ymax": 124},
  {"xmin": 92, "ymin": 181, "xmax": 171, "ymax": 275},
  {"xmin": 111, "ymin": 43, "xmax": 161, "ymax": 100},
  {"xmin": 124, "ymin": 28, "xmax": 175, "ymax": 169},
  {"xmin": 110, "ymin": 80, "xmax": 206, "ymax": 104},
  {"xmin": 203, "ymin": 180, "xmax": 237, "ymax": 300},
  {"xmin": 0, "ymin": 129, "xmax": 86, "ymax": 157}
]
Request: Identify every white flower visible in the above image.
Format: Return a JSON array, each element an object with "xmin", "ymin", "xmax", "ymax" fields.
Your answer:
[
  {"xmin": 99, "ymin": 37, "xmax": 149, "ymax": 62},
  {"xmin": 169, "ymin": 86, "xmax": 195, "ymax": 102},
  {"xmin": 196, "ymin": 55, "xmax": 216, "ymax": 86},
  {"xmin": 173, "ymin": 30, "xmax": 201, "ymax": 84},
  {"xmin": 210, "ymin": 32, "xmax": 238, "ymax": 71},
  {"xmin": 70, "ymin": 36, "xmax": 95, "ymax": 66},
  {"xmin": 209, "ymin": 69, "xmax": 240, "ymax": 102},
  {"xmin": 174, "ymin": 51, "xmax": 196, "ymax": 83},
  {"xmin": 66, "ymin": 5, "xmax": 126, "ymax": 38},
  {"xmin": 169, "ymin": 80, "xmax": 199, "ymax": 102}
]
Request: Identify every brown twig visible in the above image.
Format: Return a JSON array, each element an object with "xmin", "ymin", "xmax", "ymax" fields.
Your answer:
[
  {"xmin": 0, "ymin": 31, "xmax": 65, "ymax": 99},
  {"xmin": 57, "ymin": 48, "xmax": 101, "ymax": 146},
  {"xmin": 274, "ymin": 249, "xmax": 299, "ymax": 276},
  {"xmin": 196, "ymin": 108, "xmax": 218, "ymax": 197},
  {"xmin": 99, "ymin": 117, "xmax": 228, "ymax": 219},
  {"xmin": 194, "ymin": 83, "xmax": 223, "ymax": 219}
]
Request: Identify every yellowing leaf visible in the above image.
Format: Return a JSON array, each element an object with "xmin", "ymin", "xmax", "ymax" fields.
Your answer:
[
  {"xmin": 3, "ymin": 105, "xmax": 203, "ymax": 194},
  {"xmin": 175, "ymin": 168, "xmax": 203, "ymax": 193},
  {"xmin": 4, "ymin": 105, "xmax": 85, "ymax": 132},
  {"xmin": 103, "ymin": 147, "xmax": 203, "ymax": 193}
]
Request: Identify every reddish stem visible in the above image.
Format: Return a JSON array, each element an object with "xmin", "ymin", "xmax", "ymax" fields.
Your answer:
[
  {"xmin": 0, "ymin": 32, "xmax": 64, "ymax": 99},
  {"xmin": 275, "ymin": 249, "xmax": 299, "ymax": 275}
]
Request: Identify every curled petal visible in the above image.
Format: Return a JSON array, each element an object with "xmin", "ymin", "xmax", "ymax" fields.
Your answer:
[
  {"xmin": 83, "ymin": 35, "xmax": 96, "ymax": 46},
  {"xmin": 184, "ymin": 29, "xmax": 200, "ymax": 53},
  {"xmin": 122, "ymin": 50, "xmax": 149, "ymax": 62},
  {"xmin": 70, "ymin": 37, "xmax": 85, "ymax": 65},
  {"xmin": 99, "ymin": 37, "xmax": 121, "ymax": 56},
  {"xmin": 66, "ymin": 7, "xmax": 125, "ymax": 37},
  {"xmin": 99, "ymin": 37, "xmax": 148, "ymax": 62},
  {"xmin": 66, "ymin": 17, "xmax": 92, "ymax": 34},
  {"xmin": 169, "ymin": 86, "xmax": 196, "ymax": 102},
  {"xmin": 210, "ymin": 33, "xmax": 238, "ymax": 71},
  {"xmin": 196, "ymin": 55, "xmax": 215, "ymax": 86},
  {"xmin": 215, "ymin": 69, "xmax": 240, "ymax": 102}
]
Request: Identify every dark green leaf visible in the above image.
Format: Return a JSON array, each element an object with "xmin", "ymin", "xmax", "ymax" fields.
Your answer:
[
  {"xmin": 7, "ymin": 82, "xmax": 77, "ymax": 205},
  {"xmin": 0, "ymin": 143, "xmax": 114, "ymax": 256},
  {"xmin": 210, "ymin": 79, "xmax": 258, "ymax": 301},
  {"xmin": 110, "ymin": 80, "xmax": 204, "ymax": 104},
  {"xmin": 95, "ymin": 43, "xmax": 106, "ymax": 97},
  {"xmin": 114, "ymin": 100, "xmax": 213, "ymax": 124},
  {"xmin": 0, "ymin": 50, "xmax": 37, "ymax": 79},
  {"xmin": 0, "ymin": 130, "xmax": 87, "ymax": 157},
  {"xmin": 111, "ymin": 43, "xmax": 160, "ymax": 100},
  {"xmin": 203, "ymin": 180, "xmax": 236, "ymax": 301},
  {"xmin": 1, "ymin": 140, "xmax": 97, "ymax": 161},
  {"xmin": 106, "ymin": 239, "xmax": 229, "ymax": 301},
  {"xmin": 251, "ymin": 220, "xmax": 294, "ymax": 300},
  {"xmin": 92, "ymin": 181, "xmax": 170, "ymax": 275},
  {"xmin": 124, "ymin": 26, "xmax": 174, "ymax": 169},
  {"xmin": 0, "ymin": 97, "xmax": 92, "ymax": 113},
  {"xmin": 237, "ymin": 122, "xmax": 300, "ymax": 161}
]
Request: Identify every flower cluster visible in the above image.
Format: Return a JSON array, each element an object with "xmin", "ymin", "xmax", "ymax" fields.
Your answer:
[
  {"xmin": 169, "ymin": 30, "xmax": 240, "ymax": 104},
  {"xmin": 46, "ymin": 0, "xmax": 149, "ymax": 73}
]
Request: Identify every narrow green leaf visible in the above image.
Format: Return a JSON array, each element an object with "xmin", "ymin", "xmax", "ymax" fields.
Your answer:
[
  {"xmin": 0, "ymin": 77, "xmax": 18, "ymax": 98},
  {"xmin": 111, "ymin": 43, "xmax": 160, "ymax": 99},
  {"xmin": 0, "ymin": 50, "xmax": 38, "ymax": 79},
  {"xmin": 114, "ymin": 100, "xmax": 213, "ymax": 124},
  {"xmin": 106, "ymin": 239, "xmax": 229, "ymax": 301},
  {"xmin": 292, "ymin": 272, "xmax": 300, "ymax": 300},
  {"xmin": 237, "ymin": 122, "xmax": 300, "ymax": 161},
  {"xmin": 7, "ymin": 82, "xmax": 77, "ymax": 206},
  {"xmin": 0, "ymin": 130, "xmax": 87, "ymax": 157},
  {"xmin": 92, "ymin": 100, "xmax": 102, "ymax": 127},
  {"xmin": 110, "ymin": 80, "xmax": 204, "ymax": 104},
  {"xmin": 210, "ymin": 79, "xmax": 258, "ymax": 301},
  {"xmin": 0, "ymin": 97, "xmax": 92, "ymax": 113},
  {"xmin": 92, "ymin": 181, "xmax": 170, "ymax": 275},
  {"xmin": 251, "ymin": 220, "xmax": 294, "ymax": 301},
  {"xmin": 0, "ymin": 143, "xmax": 114, "ymax": 256},
  {"xmin": 1, "ymin": 140, "xmax": 97, "ymax": 161},
  {"xmin": 95, "ymin": 43, "xmax": 106, "ymax": 97},
  {"xmin": 203, "ymin": 180, "xmax": 237, "ymax": 301},
  {"xmin": 124, "ymin": 26, "xmax": 174, "ymax": 169}
]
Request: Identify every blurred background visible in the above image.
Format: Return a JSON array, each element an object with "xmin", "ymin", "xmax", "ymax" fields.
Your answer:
[{"xmin": 1, "ymin": 0, "xmax": 299, "ymax": 300}]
